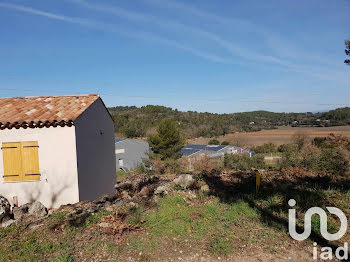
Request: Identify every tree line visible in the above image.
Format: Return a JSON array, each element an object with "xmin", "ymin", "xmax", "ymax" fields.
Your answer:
[{"xmin": 109, "ymin": 105, "xmax": 350, "ymax": 139}]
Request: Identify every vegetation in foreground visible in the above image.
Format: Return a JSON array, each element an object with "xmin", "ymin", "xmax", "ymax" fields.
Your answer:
[{"xmin": 2, "ymin": 167, "xmax": 350, "ymax": 261}]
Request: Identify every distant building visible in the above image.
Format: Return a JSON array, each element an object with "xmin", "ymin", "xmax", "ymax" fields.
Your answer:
[
  {"xmin": 0, "ymin": 95, "xmax": 116, "ymax": 208},
  {"xmin": 115, "ymin": 139, "xmax": 149, "ymax": 171},
  {"xmin": 179, "ymin": 144, "xmax": 243, "ymax": 159}
]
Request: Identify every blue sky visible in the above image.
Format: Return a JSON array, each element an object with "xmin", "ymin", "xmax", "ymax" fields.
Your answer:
[{"xmin": 0, "ymin": 0, "xmax": 349, "ymax": 113}]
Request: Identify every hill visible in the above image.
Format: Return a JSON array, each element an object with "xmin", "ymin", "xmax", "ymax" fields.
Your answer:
[{"xmin": 108, "ymin": 105, "xmax": 350, "ymax": 138}]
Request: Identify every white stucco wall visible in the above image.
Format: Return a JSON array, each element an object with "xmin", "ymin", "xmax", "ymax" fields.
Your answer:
[
  {"xmin": 74, "ymin": 98, "xmax": 116, "ymax": 201},
  {"xmin": 0, "ymin": 126, "xmax": 79, "ymax": 208}
]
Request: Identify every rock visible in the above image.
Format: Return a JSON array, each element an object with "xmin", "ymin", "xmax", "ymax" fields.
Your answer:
[
  {"xmin": 121, "ymin": 191, "xmax": 132, "ymax": 200},
  {"xmin": 13, "ymin": 204, "xmax": 30, "ymax": 221},
  {"xmin": 173, "ymin": 174, "xmax": 195, "ymax": 189},
  {"xmin": 127, "ymin": 202, "xmax": 139, "ymax": 209},
  {"xmin": 86, "ymin": 205, "xmax": 99, "ymax": 214},
  {"xmin": 154, "ymin": 185, "xmax": 169, "ymax": 196},
  {"xmin": 28, "ymin": 201, "xmax": 48, "ymax": 217},
  {"xmin": 200, "ymin": 184, "xmax": 210, "ymax": 192},
  {"xmin": 138, "ymin": 186, "xmax": 150, "ymax": 197},
  {"xmin": 116, "ymin": 174, "xmax": 159, "ymax": 193},
  {"xmin": 114, "ymin": 199, "xmax": 125, "ymax": 207},
  {"xmin": 98, "ymin": 222, "xmax": 111, "ymax": 228},
  {"xmin": 1, "ymin": 219, "xmax": 15, "ymax": 228},
  {"xmin": 105, "ymin": 205, "xmax": 114, "ymax": 213},
  {"xmin": 94, "ymin": 195, "xmax": 113, "ymax": 205},
  {"xmin": 0, "ymin": 195, "xmax": 10, "ymax": 223},
  {"xmin": 116, "ymin": 181, "xmax": 133, "ymax": 191}
]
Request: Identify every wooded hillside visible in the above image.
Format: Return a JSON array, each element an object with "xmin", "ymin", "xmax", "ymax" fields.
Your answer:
[{"xmin": 108, "ymin": 105, "xmax": 350, "ymax": 138}]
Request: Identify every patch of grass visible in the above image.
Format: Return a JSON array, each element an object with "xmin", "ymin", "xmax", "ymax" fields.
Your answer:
[
  {"xmin": 51, "ymin": 211, "xmax": 69, "ymax": 220},
  {"xmin": 87, "ymin": 240, "xmax": 104, "ymax": 251},
  {"xmin": 0, "ymin": 231, "xmax": 60, "ymax": 262},
  {"xmin": 85, "ymin": 209, "xmax": 111, "ymax": 226},
  {"xmin": 223, "ymin": 200, "xmax": 259, "ymax": 225},
  {"xmin": 117, "ymin": 170, "xmax": 130, "ymax": 182},
  {"xmin": 51, "ymin": 253, "xmax": 75, "ymax": 262},
  {"xmin": 106, "ymin": 242, "xmax": 119, "ymax": 254},
  {"xmin": 128, "ymin": 238, "xmax": 157, "ymax": 252},
  {"xmin": 139, "ymin": 194, "xmax": 262, "ymax": 256},
  {"xmin": 65, "ymin": 226, "xmax": 81, "ymax": 237},
  {"xmin": 143, "ymin": 196, "xmax": 192, "ymax": 239},
  {"xmin": 0, "ymin": 223, "xmax": 20, "ymax": 239},
  {"xmin": 208, "ymin": 235, "xmax": 232, "ymax": 255},
  {"xmin": 127, "ymin": 207, "xmax": 144, "ymax": 225}
]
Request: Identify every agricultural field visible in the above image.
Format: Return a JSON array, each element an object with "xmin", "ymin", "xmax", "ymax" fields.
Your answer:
[{"xmin": 188, "ymin": 126, "xmax": 350, "ymax": 146}]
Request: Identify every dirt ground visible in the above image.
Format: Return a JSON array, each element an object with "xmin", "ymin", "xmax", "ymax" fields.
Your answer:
[{"xmin": 188, "ymin": 126, "xmax": 350, "ymax": 146}]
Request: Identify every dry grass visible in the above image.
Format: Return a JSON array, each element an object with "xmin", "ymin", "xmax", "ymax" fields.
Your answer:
[{"xmin": 188, "ymin": 126, "xmax": 350, "ymax": 146}]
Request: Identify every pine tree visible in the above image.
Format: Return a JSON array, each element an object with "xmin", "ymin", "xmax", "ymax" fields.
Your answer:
[{"xmin": 148, "ymin": 118, "xmax": 184, "ymax": 160}]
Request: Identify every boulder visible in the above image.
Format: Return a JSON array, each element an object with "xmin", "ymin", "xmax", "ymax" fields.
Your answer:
[
  {"xmin": 200, "ymin": 184, "xmax": 210, "ymax": 193},
  {"xmin": 138, "ymin": 186, "xmax": 150, "ymax": 198},
  {"xmin": 116, "ymin": 174, "xmax": 159, "ymax": 193},
  {"xmin": 28, "ymin": 201, "xmax": 48, "ymax": 217},
  {"xmin": 1, "ymin": 219, "xmax": 15, "ymax": 228},
  {"xmin": 98, "ymin": 222, "xmax": 111, "ymax": 229},
  {"xmin": 154, "ymin": 185, "xmax": 169, "ymax": 196},
  {"xmin": 86, "ymin": 205, "xmax": 99, "ymax": 214},
  {"xmin": 13, "ymin": 204, "xmax": 30, "ymax": 221},
  {"xmin": 173, "ymin": 174, "xmax": 195, "ymax": 189},
  {"xmin": 0, "ymin": 195, "xmax": 10, "ymax": 223}
]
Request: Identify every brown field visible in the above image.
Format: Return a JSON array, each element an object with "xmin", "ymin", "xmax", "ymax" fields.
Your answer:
[{"xmin": 188, "ymin": 125, "xmax": 350, "ymax": 147}]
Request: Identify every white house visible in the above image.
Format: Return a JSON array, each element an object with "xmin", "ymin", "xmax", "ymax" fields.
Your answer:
[{"xmin": 0, "ymin": 94, "xmax": 116, "ymax": 208}]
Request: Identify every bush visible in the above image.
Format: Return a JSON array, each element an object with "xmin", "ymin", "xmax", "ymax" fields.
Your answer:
[
  {"xmin": 281, "ymin": 144, "xmax": 349, "ymax": 177},
  {"xmin": 318, "ymin": 148, "xmax": 349, "ymax": 177},
  {"xmin": 278, "ymin": 144, "xmax": 296, "ymax": 153},
  {"xmin": 221, "ymin": 141, "xmax": 230, "ymax": 145},
  {"xmin": 208, "ymin": 139, "xmax": 220, "ymax": 145},
  {"xmin": 223, "ymin": 154, "xmax": 265, "ymax": 170},
  {"xmin": 192, "ymin": 154, "xmax": 221, "ymax": 173},
  {"xmin": 253, "ymin": 143, "xmax": 277, "ymax": 154}
]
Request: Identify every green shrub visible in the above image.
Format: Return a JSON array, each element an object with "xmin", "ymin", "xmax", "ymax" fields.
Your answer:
[
  {"xmin": 223, "ymin": 154, "xmax": 265, "ymax": 170},
  {"xmin": 221, "ymin": 141, "xmax": 230, "ymax": 145},
  {"xmin": 281, "ymin": 144, "xmax": 349, "ymax": 177},
  {"xmin": 208, "ymin": 139, "xmax": 220, "ymax": 145},
  {"xmin": 254, "ymin": 143, "xmax": 277, "ymax": 154}
]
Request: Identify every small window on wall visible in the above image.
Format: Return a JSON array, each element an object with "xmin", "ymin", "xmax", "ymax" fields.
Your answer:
[{"xmin": 1, "ymin": 141, "xmax": 40, "ymax": 182}]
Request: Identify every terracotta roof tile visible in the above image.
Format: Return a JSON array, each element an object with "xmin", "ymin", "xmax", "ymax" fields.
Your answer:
[{"xmin": 0, "ymin": 94, "xmax": 99, "ymax": 129}]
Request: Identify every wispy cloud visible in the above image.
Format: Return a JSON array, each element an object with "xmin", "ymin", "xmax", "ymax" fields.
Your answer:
[
  {"xmin": 0, "ymin": 2, "xmax": 93, "ymax": 26},
  {"xmin": 144, "ymin": 0, "xmax": 348, "ymax": 76},
  {"xmin": 0, "ymin": 2, "xmax": 242, "ymax": 65},
  {"xmin": 1, "ymin": 1, "xmax": 348, "ymax": 84},
  {"xmin": 68, "ymin": 0, "xmax": 292, "ymax": 68},
  {"xmin": 67, "ymin": 0, "xmax": 349, "ymax": 83}
]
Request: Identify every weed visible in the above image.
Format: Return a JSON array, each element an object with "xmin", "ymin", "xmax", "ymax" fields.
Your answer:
[
  {"xmin": 208, "ymin": 235, "xmax": 232, "ymax": 255},
  {"xmin": 85, "ymin": 209, "xmax": 110, "ymax": 226},
  {"xmin": 51, "ymin": 211, "xmax": 69, "ymax": 220}
]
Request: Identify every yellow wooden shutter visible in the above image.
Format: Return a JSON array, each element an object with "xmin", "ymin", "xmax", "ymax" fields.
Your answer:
[
  {"xmin": 2, "ymin": 142, "xmax": 22, "ymax": 182},
  {"xmin": 21, "ymin": 141, "xmax": 40, "ymax": 181}
]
